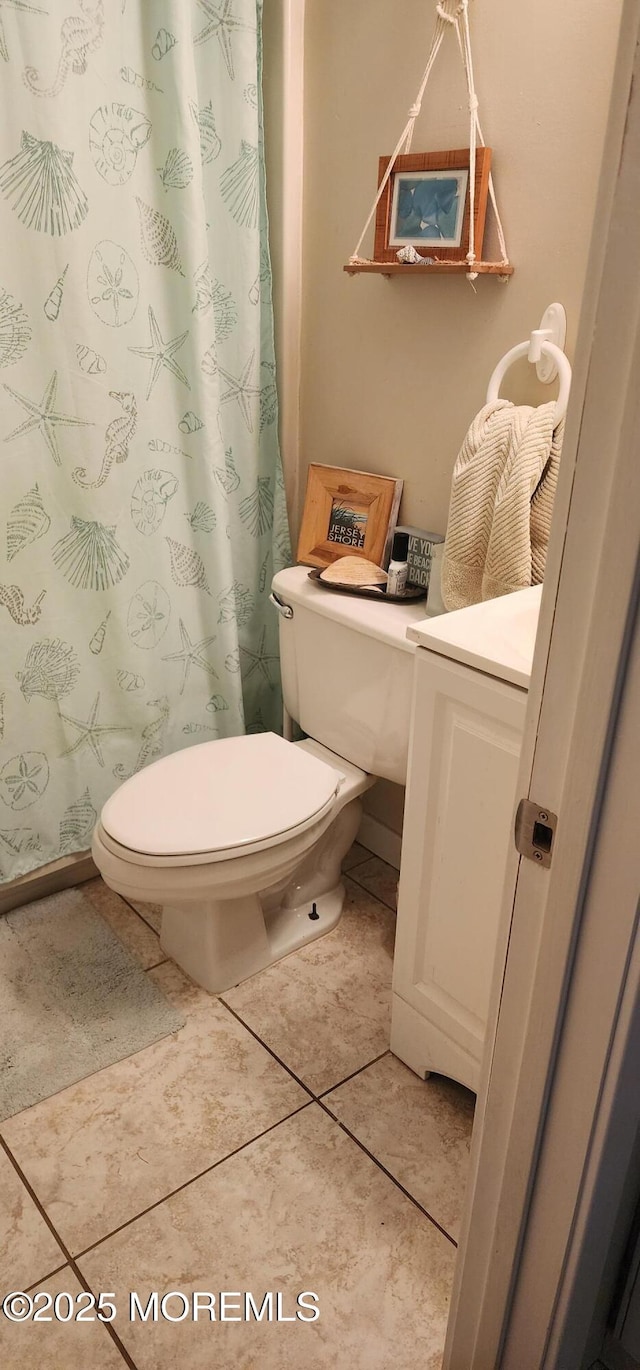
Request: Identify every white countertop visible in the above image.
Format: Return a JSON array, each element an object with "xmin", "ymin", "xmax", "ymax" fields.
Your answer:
[{"xmin": 406, "ymin": 585, "xmax": 543, "ymax": 688}]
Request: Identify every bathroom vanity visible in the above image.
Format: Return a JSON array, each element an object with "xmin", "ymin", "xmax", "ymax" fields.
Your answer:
[{"xmin": 391, "ymin": 586, "xmax": 542, "ymax": 1093}]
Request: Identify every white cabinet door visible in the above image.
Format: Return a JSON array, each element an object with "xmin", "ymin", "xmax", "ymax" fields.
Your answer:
[{"xmin": 391, "ymin": 651, "xmax": 527, "ymax": 1092}]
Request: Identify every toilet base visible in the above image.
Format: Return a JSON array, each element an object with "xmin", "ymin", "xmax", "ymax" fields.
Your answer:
[
  {"xmin": 160, "ymin": 883, "xmax": 345, "ymax": 994},
  {"xmin": 157, "ymin": 790, "xmax": 364, "ymax": 994}
]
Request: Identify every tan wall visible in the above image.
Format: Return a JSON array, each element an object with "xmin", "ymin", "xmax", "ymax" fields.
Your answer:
[
  {"xmin": 299, "ymin": 0, "xmax": 622, "ymax": 839},
  {"xmin": 300, "ymin": 0, "xmax": 621, "ymax": 532}
]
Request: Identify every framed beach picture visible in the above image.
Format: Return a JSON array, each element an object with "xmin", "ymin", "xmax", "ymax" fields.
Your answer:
[
  {"xmin": 297, "ymin": 465, "xmax": 403, "ymax": 570},
  {"xmin": 373, "ymin": 148, "xmax": 492, "ymax": 264}
]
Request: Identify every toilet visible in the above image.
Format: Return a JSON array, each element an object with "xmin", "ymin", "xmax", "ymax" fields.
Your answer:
[{"xmin": 92, "ymin": 566, "xmax": 427, "ymax": 993}]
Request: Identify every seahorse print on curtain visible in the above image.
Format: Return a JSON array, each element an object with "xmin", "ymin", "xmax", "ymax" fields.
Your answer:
[
  {"xmin": 23, "ymin": 0, "xmax": 105, "ymax": 97},
  {"xmin": 0, "ymin": 0, "xmax": 291, "ymax": 882}
]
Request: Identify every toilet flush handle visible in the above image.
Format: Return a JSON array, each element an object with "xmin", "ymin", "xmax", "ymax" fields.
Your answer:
[{"xmin": 269, "ymin": 592, "xmax": 293, "ymax": 619}]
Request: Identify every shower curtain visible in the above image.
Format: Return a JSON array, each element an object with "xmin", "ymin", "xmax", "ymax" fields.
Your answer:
[{"xmin": 0, "ymin": 0, "xmax": 291, "ymax": 882}]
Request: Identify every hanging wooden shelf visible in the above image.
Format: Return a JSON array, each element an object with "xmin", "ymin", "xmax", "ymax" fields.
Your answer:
[
  {"xmin": 347, "ymin": 4, "xmax": 513, "ymax": 284},
  {"xmin": 343, "ymin": 260, "xmax": 514, "ymax": 279}
]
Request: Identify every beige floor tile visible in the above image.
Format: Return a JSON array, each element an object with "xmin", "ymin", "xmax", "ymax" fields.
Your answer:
[
  {"xmin": 349, "ymin": 855, "xmax": 399, "ymax": 911},
  {"xmin": 223, "ymin": 876, "xmax": 395, "ymax": 1094},
  {"xmin": 124, "ymin": 899, "xmax": 162, "ymax": 934},
  {"xmin": 0, "ymin": 1149, "xmax": 64, "ymax": 1292},
  {"xmin": 324, "ymin": 1054, "xmax": 475, "ymax": 1241},
  {"xmin": 80, "ymin": 1104, "xmax": 455, "ymax": 1370},
  {"xmin": 341, "ymin": 840, "xmax": 372, "ymax": 871},
  {"xmin": 82, "ymin": 878, "xmax": 163, "ymax": 969},
  {"xmin": 0, "ymin": 1269, "xmax": 126, "ymax": 1368},
  {"xmin": 2, "ymin": 962, "xmax": 308, "ymax": 1255}
]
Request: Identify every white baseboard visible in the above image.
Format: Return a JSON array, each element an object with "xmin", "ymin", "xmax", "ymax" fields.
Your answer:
[{"xmin": 357, "ymin": 813, "xmax": 402, "ymax": 871}]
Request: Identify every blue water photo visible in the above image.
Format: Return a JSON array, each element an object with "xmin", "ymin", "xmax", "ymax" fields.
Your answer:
[{"xmin": 391, "ymin": 170, "xmax": 468, "ymax": 245}]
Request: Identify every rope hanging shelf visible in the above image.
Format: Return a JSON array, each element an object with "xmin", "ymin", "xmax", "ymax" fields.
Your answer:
[{"xmin": 344, "ymin": 0, "xmax": 513, "ymax": 283}]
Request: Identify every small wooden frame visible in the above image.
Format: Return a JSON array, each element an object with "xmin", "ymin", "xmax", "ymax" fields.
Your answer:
[
  {"xmin": 297, "ymin": 464, "xmax": 403, "ymax": 570},
  {"xmin": 373, "ymin": 148, "xmax": 492, "ymax": 266}
]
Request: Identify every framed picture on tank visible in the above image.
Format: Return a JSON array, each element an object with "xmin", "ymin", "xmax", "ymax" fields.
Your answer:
[
  {"xmin": 297, "ymin": 464, "xmax": 403, "ymax": 570},
  {"xmin": 373, "ymin": 147, "xmax": 492, "ymax": 264}
]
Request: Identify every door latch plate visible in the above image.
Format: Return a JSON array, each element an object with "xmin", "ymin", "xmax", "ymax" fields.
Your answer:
[{"xmin": 515, "ymin": 799, "xmax": 557, "ymax": 868}]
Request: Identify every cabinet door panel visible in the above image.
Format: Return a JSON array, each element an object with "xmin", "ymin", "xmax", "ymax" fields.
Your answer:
[{"xmin": 393, "ymin": 653, "xmax": 527, "ymax": 1076}]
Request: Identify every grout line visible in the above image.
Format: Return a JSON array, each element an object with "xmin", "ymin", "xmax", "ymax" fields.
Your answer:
[
  {"xmin": 316, "ymin": 1099, "xmax": 458, "ymax": 1249},
  {"xmin": 73, "ymin": 1100, "xmax": 314, "ymax": 1262},
  {"xmin": 24, "ymin": 1261, "xmax": 67, "ymax": 1293},
  {"xmin": 317, "ymin": 1050, "xmax": 391, "ymax": 1098},
  {"xmin": 0, "ymin": 1135, "xmax": 137, "ymax": 1368},
  {"xmin": 0, "ymin": 1135, "xmax": 69, "ymax": 1269},
  {"xmin": 217, "ymin": 997, "xmax": 315, "ymax": 1098},
  {"xmin": 341, "ymin": 851, "xmax": 374, "ymax": 873},
  {"xmin": 346, "ymin": 867, "xmax": 398, "ymax": 913},
  {"xmin": 69, "ymin": 1270, "xmax": 139, "ymax": 1368},
  {"xmin": 145, "ymin": 958, "xmax": 168, "ymax": 972},
  {"xmin": 211, "ymin": 1007, "xmax": 460, "ymax": 1243},
  {"xmin": 219, "ymin": 999, "xmax": 392, "ymax": 1103},
  {"xmin": 118, "ymin": 893, "xmax": 162, "ymax": 938}
]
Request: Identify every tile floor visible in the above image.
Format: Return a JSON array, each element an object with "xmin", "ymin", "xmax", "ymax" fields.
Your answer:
[{"xmin": 0, "ymin": 843, "xmax": 475, "ymax": 1369}]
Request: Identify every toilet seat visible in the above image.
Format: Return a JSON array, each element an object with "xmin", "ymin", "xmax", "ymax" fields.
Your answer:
[{"xmin": 100, "ymin": 732, "xmax": 342, "ymax": 863}]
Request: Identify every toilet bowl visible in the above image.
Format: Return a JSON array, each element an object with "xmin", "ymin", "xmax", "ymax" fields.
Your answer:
[
  {"xmin": 92, "ymin": 566, "xmax": 428, "ymax": 993},
  {"xmin": 93, "ymin": 733, "xmax": 372, "ymax": 992}
]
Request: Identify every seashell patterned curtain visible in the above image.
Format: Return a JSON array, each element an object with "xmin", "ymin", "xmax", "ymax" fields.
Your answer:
[{"xmin": 0, "ymin": 0, "xmax": 290, "ymax": 882}]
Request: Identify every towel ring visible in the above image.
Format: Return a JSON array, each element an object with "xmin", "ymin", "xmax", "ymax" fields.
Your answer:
[{"xmin": 486, "ymin": 340, "xmax": 572, "ymax": 426}]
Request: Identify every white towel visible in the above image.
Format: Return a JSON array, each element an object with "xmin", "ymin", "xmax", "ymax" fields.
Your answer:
[{"xmin": 441, "ymin": 399, "xmax": 563, "ymax": 611}]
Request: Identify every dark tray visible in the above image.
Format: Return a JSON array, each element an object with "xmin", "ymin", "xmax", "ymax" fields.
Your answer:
[{"xmin": 307, "ymin": 569, "xmax": 426, "ymax": 604}]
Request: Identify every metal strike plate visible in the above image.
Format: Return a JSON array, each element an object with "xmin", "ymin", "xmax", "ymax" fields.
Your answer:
[{"xmin": 514, "ymin": 799, "xmax": 558, "ymax": 869}]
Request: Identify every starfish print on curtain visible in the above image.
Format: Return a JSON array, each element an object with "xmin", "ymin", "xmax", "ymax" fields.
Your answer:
[
  {"xmin": 193, "ymin": 0, "xmax": 254, "ymax": 79},
  {"xmin": 162, "ymin": 619, "xmax": 219, "ymax": 695},
  {"xmin": 128, "ymin": 306, "xmax": 190, "ymax": 400},
  {"xmin": 59, "ymin": 693, "xmax": 125, "ymax": 766},
  {"xmin": 3, "ymin": 371, "xmax": 92, "ymax": 465},
  {"xmin": 240, "ymin": 625, "xmax": 279, "ymax": 682},
  {"xmin": 217, "ymin": 350, "xmax": 261, "ymax": 432}
]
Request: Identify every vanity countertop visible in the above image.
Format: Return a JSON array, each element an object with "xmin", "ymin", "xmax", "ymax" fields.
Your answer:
[{"xmin": 406, "ymin": 584, "xmax": 543, "ymax": 688}]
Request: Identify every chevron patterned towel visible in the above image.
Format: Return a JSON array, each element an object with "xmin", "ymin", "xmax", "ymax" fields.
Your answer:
[{"xmin": 441, "ymin": 399, "xmax": 564, "ymax": 611}]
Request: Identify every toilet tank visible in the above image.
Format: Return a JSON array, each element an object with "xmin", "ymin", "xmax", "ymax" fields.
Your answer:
[{"xmin": 271, "ymin": 566, "xmax": 431, "ymax": 785}]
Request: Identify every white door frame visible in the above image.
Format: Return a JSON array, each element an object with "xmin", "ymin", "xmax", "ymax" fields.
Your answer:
[
  {"xmin": 537, "ymin": 608, "xmax": 640, "ymax": 1367},
  {"xmin": 444, "ymin": 3, "xmax": 640, "ymax": 1365}
]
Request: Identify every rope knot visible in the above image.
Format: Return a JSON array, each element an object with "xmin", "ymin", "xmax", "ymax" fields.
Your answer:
[
  {"xmin": 347, "ymin": 0, "xmax": 509, "ymax": 272},
  {"xmin": 436, "ymin": 0, "xmax": 467, "ymax": 23}
]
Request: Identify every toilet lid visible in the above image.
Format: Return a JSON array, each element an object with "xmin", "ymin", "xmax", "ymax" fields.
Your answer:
[{"xmin": 100, "ymin": 732, "xmax": 342, "ymax": 858}]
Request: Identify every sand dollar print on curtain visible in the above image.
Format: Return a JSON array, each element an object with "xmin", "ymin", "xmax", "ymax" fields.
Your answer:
[{"xmin": 0, "ymin": 0, "xmax": 290, "ymax": 881}]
